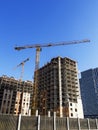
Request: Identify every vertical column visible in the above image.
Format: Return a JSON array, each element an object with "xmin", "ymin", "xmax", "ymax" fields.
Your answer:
[
  {"xmin": 58, "ymin": 57, "xmax": 63, "ymax": 117},
  {"xmin": 87, "ymin": 118, "xmax": 90, "ymax": 130},
  {"xmin": 77, "ymin": 118, "xmax": 81, "ymax": 130},
  {"xmin": 76, "ymin": 62, "xmax": 81, "ymax": 98},
  {"xmin": 17, "ymin": 114, "xmax": 21, "ymax": 130},
  {"xmin": 53, "ymin": 112, "xmax": 56, "ymax": 130},
  {"xmin": 48, "ymin": 111, "xmax": 51, "ymax": 117},
  {"xmin": 37, "ymin": 115, "xmax": 40, "ymax": 130},
  {"xmin": 0, "ymin": 89, "xmax": 7, "ymax": 113},
  {"xmin": 36, "ymin": 110, "xmax": 38, "ymax": 117},
  {"xmin": 95, "ymin": 119, "xmax": 98, "ymax": 129},
  {"xmin": 66, "ymin": 117, "xmax": 69, "ymax": 130}
]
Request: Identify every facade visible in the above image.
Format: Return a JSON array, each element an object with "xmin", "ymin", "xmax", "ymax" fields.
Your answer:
[
  {"xmin": 34, "ymin": 56, "xmax": 84, "ymax": 118},
  {"xmin": 80, "ymin": 68, "xmax": 98, "ymax": 118},
  {"xmin": 0, "ymin": 75, "xmax": 33, "ymax": 116}
]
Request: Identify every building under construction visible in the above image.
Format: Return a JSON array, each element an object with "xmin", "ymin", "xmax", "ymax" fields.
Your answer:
[
  {"xmin": 0, "ymin": 75, "xmax": 33, "ymax": 116},
  {"xmin": 34, "ymin": 56, "xmax": 84, "ymax": 118}
]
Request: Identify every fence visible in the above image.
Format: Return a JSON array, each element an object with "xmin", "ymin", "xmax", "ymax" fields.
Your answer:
[{"xmin": 0, "ymin": 113, "xmax": 98, "ymax": 130}]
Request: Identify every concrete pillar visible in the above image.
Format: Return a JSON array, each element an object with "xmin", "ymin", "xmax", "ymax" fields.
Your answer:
[
  {"xmin": 37, "ymin": 115, "xmax": 40, "ymax": 130},
  {"xmin": 36, "ymin": 109, "xmax": 38, "ymax": 117},
  {"xmin": 87, "ymin": 118, "xmax": 90, "ymax": 130},
  {"xmin": 48, "ymin": 111, "xmax": 51, "ymax": 117},
  {"xmin": 77, "ymin": 118, "xmax": 81, "ymax": 130},
  {"xmin": 58, "ymin": 57, "xmax": 63, "ymax": 117},
  {"xmin": 17, "ymin": 114, "xmax": 21, "ymax": 130},
  {"xmin": 53, "ymin": 112, "xmax": 56, "ymax": 130},
  {"xmin": 95, "ymin": 119, "xmax": 98, "ymax": 129},
  {"xmin": 66, "ymin": 117, "xmax": 69, "ymax": 130}
]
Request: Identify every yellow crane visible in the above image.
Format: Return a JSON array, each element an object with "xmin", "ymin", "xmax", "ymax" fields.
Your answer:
[
  {"xmin": 14, "ymin": 57, "xmax": 29, "ymax": 115},
  {"xmin": 15, "ymin": 39, "xmax": 90, "ymax": 71},
  {"xmin": 14, "ymin": 58, "xmax": 29, "ymax": 81},
  {"xmin": 14, "ymin": 39, "xmax": 90, "ymax": 115}
]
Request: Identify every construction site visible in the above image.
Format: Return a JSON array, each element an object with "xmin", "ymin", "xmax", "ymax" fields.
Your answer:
[
  {"xmin": 0, "ymin": 56, "xmax": 83, "ymax": 118},
  {"xmin": 1, "ymin": 39, "xmax": 98, "ymax": 130},
  {"xmin": 0, "ymin": 39, "xmax": 90, "ymax": 117},
  {"xmin": 14, "ymin": 39, "xmax": 90, "ymax": 118}
]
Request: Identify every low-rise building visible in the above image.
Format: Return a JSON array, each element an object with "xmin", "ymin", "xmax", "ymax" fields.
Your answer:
[{"xmin": 0, "ymin": 75, "xmax": 33, "ymax": 116}]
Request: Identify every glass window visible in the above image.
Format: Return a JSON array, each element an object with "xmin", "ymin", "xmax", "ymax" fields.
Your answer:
[
  {"xmin": 75, "ymin": 108, "xmax": 77, "ymax": 112},
  {"xmin": 71, "ymin": 113, "xmax": 73, "ymax": 116}
]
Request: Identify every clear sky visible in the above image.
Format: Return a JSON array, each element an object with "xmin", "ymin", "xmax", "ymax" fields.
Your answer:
[{"xmin": 0, "ymin": 0, "xmax": 98, "ymax": 81}]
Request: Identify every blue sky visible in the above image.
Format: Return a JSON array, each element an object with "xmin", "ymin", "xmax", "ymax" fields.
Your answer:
[{"xmin": 0, "ymin": 0, "xmax": 98, "ymax": 81}]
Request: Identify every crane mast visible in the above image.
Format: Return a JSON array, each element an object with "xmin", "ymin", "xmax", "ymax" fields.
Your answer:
[
  {"xmin": 35, "ymin": 47, "xmax": 42, "ymax": 70},
  {"xmin": 14, "ymin": 39, "xmax": 90, "ymax": 115}
]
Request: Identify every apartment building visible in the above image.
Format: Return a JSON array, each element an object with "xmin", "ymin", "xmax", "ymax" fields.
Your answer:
[
  {"xmin": 80, "ymin": 68, "xmax": 98, "ymax": 118},
  {"xmin": 0, "ymin": 75, "xmax": 33, "ymax": 116},
  {"xmin": 34, "ymin": 56, "xmax": 84, "ymax": 118}
]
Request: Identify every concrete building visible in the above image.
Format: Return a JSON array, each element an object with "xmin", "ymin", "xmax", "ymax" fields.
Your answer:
[
  {"xmin": 0, "ymin": 75, "xmax": 33, "ymax": 116},
  {"xmin": 34, "ymin": 56, "xmax": 84, "ymax": 118},
  {"xmin": 80, "ymin": 68, "xmax": 98, "ymax": 118}
]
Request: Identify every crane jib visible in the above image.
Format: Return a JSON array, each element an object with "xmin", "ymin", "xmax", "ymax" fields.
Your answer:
[{"xmin": 14, "ymin": 39, "xmax": 90, "ymax": 50}]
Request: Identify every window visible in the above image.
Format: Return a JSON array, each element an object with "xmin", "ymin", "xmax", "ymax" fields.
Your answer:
[
  {"xmin": 75, "ymin": 108, "xmax": 77, "ymax": 112},
  {"xmin": 70, "ymin": 103, "xmax": 72, "ymax": 106},
  {"xmin": 5, "ymin": 93, "xmax": 7, "ymax": 99},
  {"xmin": 25, "ymin": 112, "xmax": 28, "ymax": 115},
  {"xmin": 70, "ymin": 108, "xmax": 73, "ymax": 111},
  {"xmin": 71, "ymin": 113, "xmax": 73, "ymax": 117}
]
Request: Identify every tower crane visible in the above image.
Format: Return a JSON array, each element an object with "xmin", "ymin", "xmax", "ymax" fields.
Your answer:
[
  {"xmin": 15, "ymin": 39, "xmax": 90, "ymax": 71},
  {"xmin": 14, "ymin": 39, "xmax": 90, "ymax": 115},
  {"xmin": 14, "ymin": 57, "xmax": 29, "ymax": 114},
  {"xmin": 14, "ymin": 58, "xmax": 29, "ymax": 81}
]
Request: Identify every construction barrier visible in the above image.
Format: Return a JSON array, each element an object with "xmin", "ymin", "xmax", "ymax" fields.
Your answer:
[{"xmin": 0, "ymin": 113, "xmax": 98, "ymax": 130}]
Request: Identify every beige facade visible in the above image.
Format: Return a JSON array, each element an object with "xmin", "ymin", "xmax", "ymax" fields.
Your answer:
[{"xmin": 0, "ymin": 76, "xmax": 33, "ymax": 116}]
